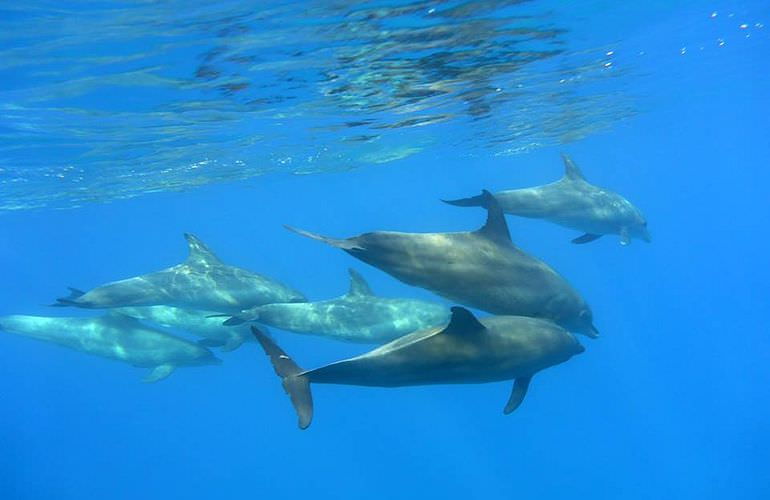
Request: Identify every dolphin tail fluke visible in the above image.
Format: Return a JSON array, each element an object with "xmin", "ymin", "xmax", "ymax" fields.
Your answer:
[
  {"xmin": 51, "ymin": 287, "xmax": 87, "ymax": 307},
  {"xmin": 284, "ymin": 225, "xmax": 362, "ymax": 251},
  {"xmin": 443, "ymin": 189, "xmax": 499, "ymax": 210},
  {"xmin": 441, "ymin": 193, "xmax": 486, "ymax": 207},
  {"xmin": 251, "ymin": 326, "xmax": 313, "ymax": 430}
]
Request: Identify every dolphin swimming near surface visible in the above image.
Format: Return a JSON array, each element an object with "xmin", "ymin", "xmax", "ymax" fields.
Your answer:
[
  {"xmin": 285, "ymin": 192, "xmax": 598, "ymax": 337},
  {"xmin": 55, "ymin": 233, "xmax": 306, "ymax": 313},
  {"xmin": 444, "ymin": 154, "xmax": 650, "ymax": 245},
  {"xmin": 222, "ymin": 269, "xmax": 450, "ymax": 344},
  {"xmin": 115, "ymin": 305, "xmax": 254, "ymax": 352},
  {"xmin": 0, "ymin": 313, "xmax": 221, "ymax": 382},
  {"xmin": 252, "ymin": 306, "xmax": 584, "ymax": 429}
]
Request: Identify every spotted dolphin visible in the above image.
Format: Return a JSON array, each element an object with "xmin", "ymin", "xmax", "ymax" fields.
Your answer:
[
  {"xmin": 252, "ymin": 306, "xmax": 584, "ymax": 429},
  {"xmin": 444, "ymin": 154, "xmax": 650, "ymax": 245},
  {"xmin": 0, "ymin": 313, "xmax": 221, "ymax": 382},
  {"xmin": 55, "ymin": 233, "xmax": 306, "ymax": 313},
  {"xmin": 285, "ymin": 192, "xmax": 598, "ymax": 337},
  {"xmin": 115, "ymin": 305, "xmax": 254, "ymax": 352},
  {"xmin": 222, "ymin": 269, "xmax": 450, "ymax": 344}
]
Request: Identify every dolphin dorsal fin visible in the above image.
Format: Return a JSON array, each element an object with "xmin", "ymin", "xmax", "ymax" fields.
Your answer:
[
  {"xmin": 347, "ymin": 269, "xmax": 373, "ymax": 296},
  {"xmin": 440, "ymin": 306, "xmax": 486, "ymax": 336},
  {"xmin": 184, "ymin": 233, "xmax": 222, "ymax": 266},
  {"xmin": 561, "ymin": 153, "xmax": 586, "ymax": 181},
  {"xmin": 474, "ymin": 190, "xmax": 512, "ymax": 245}
]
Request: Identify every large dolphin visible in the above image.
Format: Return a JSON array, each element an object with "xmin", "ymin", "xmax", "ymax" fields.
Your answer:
[
  {"xmin": 444, "ymin": 154, "xmax": 650, "ymax": 245},
  {"xmin": 252, "ymin": 306, "xmax": 584, "ymax": 429},
  {"xmin": 55, "ymin": 233, "xmax": 306, "ymax": 313},
  {"xmin": 222, "ymin": 269, "xmax": 450, "ymax": 344},
  {"xmin": 285, "ymin": 192, "xmax": 598, "ymax": 337},
  {"xmin": 115, "ymin": 305, "xmax": 253, "ymax": 352},
  {"xmin": 0, "ymin": 313, "xmax": 221, "ymax": 382}
]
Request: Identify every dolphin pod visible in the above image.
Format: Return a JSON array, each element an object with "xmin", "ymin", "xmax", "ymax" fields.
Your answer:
[
  {"xmin": 55, "ymin": 233, "xmax": 306, "ymax": 313},
  {"xmin": 0, "ymin": 313, "xmax": 221, "ymax": 382},
  {"xmin": 445, "ymin": 154, "xmax": 650, "ymax": 245},
  {"xmin": 0, "ymin": 153, "xmax": 647, "ymax": 426},
  {"xmin": 285, "ymin": 191, "xmax": 598, "ymax": 338},
  {"xmin": 252, "ymin": 307, "xmax": 584, "ymax": 429},
  {"xmin": 221, "ymin": 268, "xmax": 450, "ymax": 344}
]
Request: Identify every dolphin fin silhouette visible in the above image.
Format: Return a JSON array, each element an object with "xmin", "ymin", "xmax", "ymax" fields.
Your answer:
[{"xmin": 252, "ymin": 326, "xmax": 313, "ymax": 430}]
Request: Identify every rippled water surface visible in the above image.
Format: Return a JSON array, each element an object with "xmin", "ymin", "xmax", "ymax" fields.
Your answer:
[{"xmin": 0, "ymin": 0, "xmax": 688, "ymax": 210}]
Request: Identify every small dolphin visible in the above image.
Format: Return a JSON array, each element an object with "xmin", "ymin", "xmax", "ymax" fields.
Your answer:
[
  {"xmin": 444, "ymin": 154, "xmax": 650, "ymax": 245},
  {"xmin": 252, "ymin": 306, "xmax": 584, "ymax": 429},
  {"xmin": 55, "ymin": 233, "xmax": 306, "ymax": 313},
  {"xmin": 223, "ymin": 269, "xmax": 450, "ymax": 344},
  {"xmin": 0, "ymin": 313, "xmax": 221, "ymax": 382},
  {"xmin": 115, "ymin": 305, "xmax": 253, "ymax": 352},
  {"xmin": 285, "ymin": 193, "xmax": 598, "ymax": 337}
]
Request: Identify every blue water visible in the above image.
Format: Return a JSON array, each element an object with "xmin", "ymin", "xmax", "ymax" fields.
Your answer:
[{"xmin": 1, "ymin": 1, "xmax": 769, "ymax": 499}]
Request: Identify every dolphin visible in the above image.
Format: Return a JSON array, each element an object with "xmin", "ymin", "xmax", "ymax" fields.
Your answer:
[
  {"xmin": 444, "ymin": 154, "xmax": 651, "ymax": 245},
  {"xmin": 115, "ymin": 305, "xmax": 254, "ymax": 352},
  {"xmin": 0, "ymin": 313, "xmax": 221, "ymax": 382},
  {"xmin": 54, "ymin": 233, "xmax": 306, "ymax": 313},
  {"xmin": 252, "ymin": 306, "xmax": 584, "ymax": 429},
  {"xmin": 222, "ymin": 269, "xmax": 450, "ymax": 344},
  {"xmin": 285, "ymin": 192, "xmax": 598, "ymax": 337}
]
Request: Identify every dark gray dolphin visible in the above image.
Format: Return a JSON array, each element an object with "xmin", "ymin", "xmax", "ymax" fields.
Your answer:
[
  {"xmin": 252, "ymin": 306, "xmax": 584, "ymax": 429},
  {"xmin": 285, "ymin": 193, "xmax": 598, "ymax": 337},
  {"xmin": 115, "ymin": 305, "xmax": 254, "ymax": 352},
  {"xmin": 444, "ymin": 154, "xmax": 650, "ymax": 245},
  {"xmin": 222, "ymin": 269, "xmax": 450, "ymax": 344},
  {"xmin": 55, "ymin": 233, "xmax": 306, "ymax": 313},
  {"xmin": 0, "ymin": 313, "xmax": 221, "ymax": 382}
]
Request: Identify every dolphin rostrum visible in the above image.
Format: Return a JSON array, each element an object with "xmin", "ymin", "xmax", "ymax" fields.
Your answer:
[
  {"xmin": 444, "ymin": 154, "xmax": 650, "ymax": 245},
  {"xmin": 285, "ymin": 192, "xmax": 598, "ymax": 337},
  {"xmin": 0, "ymin": 313, "xmax": 221, "ymax": 382},
  {"xmin": 115, "ymin": 305, "xmax": 254, "ymax": 352},
  {"xmin": 222, "ymin": 269, "xmax": 450, "ymax": 344},
  {"xmin": 252, "ymin": 306, "xmax": 584, "ymax": 429},
  {"xmin": 55, "ymin": 233, "xmax": 306, "ymax": 313}
]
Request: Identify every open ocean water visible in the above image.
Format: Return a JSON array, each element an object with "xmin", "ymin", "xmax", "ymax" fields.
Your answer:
[{"xmin": 1, "ymin": 1, "xmax": 768, "ymax": 499}]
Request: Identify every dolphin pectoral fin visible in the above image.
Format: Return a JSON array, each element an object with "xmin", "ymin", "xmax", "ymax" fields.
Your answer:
[
  {"xmin": 223, "ymin": 316, "xmax": 247, "ymax": 326},
  {"xmin": 252, "ymin": 326, "xmax": 313, "ymax": 430},
  {"xmin": 221, "ymin": 335, "xmax": 245, "ymax": 352},
  {"xmin": 441, "ymin": 194, "xmax": 485, "ymax": 207},
  {"xmin": 284, "ymin": 225, "xmax": 363, "ymax": 251},
  {"xmin": 503, "ymin": 376, "xmax": 532, "ymax": 414},
  {"xmin": 571, "ymin": 233, "xmax": 602, "ymax": 244},
  {"xmin": 619, "ymin": 227, "xmax": 631, "ymax": 246},
  {"xmin": 143, "ymin": 364, "xmax": 175, "ymax": 383}
]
